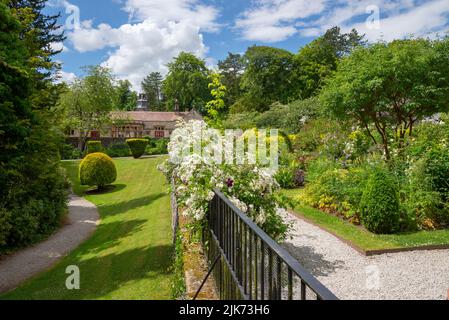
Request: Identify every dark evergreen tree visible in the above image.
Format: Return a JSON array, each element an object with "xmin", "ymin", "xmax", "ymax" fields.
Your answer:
[{"xmin": 141, "ymin": 72, "xmax": 164, "ymax": 110}]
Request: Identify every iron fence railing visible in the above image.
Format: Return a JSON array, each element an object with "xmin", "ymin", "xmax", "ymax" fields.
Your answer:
[{"xmin": 203, "ymin": 189, "xmax": 338, "ymax": 300}]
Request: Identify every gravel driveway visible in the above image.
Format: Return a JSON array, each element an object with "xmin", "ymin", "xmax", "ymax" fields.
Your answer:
[
  {"xmin": 283, "ymin": 213, "xmax": 449, "ymax": 300},
  {"xmin": 0, "ymin": 194, "xmax": 99, "ymax": 294}
]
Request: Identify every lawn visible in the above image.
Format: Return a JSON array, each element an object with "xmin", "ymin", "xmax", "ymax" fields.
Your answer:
[
  {"xmin": 283, "ymin": 188, "xmax": 449, "ymax": 252},
  {"xmin": 1, "ymin": 156, "xmax": 173, "ymax": 300}
]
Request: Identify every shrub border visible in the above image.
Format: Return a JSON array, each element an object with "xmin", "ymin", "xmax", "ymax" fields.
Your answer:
[{"xmin": 288, "ymin": 210, "xmax": 449, "ymax": 256}]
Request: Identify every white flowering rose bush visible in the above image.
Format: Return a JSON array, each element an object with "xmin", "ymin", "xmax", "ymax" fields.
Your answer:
[{"xmin": 159, "ymin": 120, "xmax": 292, "ymax": 241}]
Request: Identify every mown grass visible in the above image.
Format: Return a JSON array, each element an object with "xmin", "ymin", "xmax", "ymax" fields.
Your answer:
[
  {"xmin": 1, "ymin": 157, "xmax": 173, "ymax": 300},
  {"xmin": 283, "ymin": 188, "xmax": 449, "ymax": 251}
]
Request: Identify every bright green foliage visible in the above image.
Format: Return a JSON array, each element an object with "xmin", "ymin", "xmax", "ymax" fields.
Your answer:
[
  {"xmin": 142, "ymin": 72, "xmax": 164, "ymax": 110},
  {"xmin": 205, "ymin": 73, "xmax": 226, "ymax": 127},
  {"xmin": 275, "ymin": 167, "xmax": 296, "ymax": 189},
  {"xmin": 79, "ymin": 153, "xmax": 117, "ymax": 190},
  {"xmin": 2, "ymin": 158, "xmax": 173, "ymax": 299},
  {"xmin": 146, "ymin": 138, "xmax": 169, "ymax": 155},
  {"xmin": 126, "ymin": 139, "xmax": 149, "ymax": 159},
  {"xmin": 86, "ymin": 141, "xmax": 102, "ymax": 154},
  {"xmin": 321, "ymin": 38, "xmax": 449, "ymax": 160},
  {"xmin": 360, "ymin": 171, "xmax": 400, "ymax": 234},
  {"xmin": 162, "ymin": 52, "xmax": 211, "ymax": 111},
  {"xmin": 283, "ymin": 189, "xmax": 449, "ymax": 252},
  {"xmin": 295, "ymin": 27, "xmax": 365, "ymax": 98},
  {"xmin": 239, "ymin": 46, "xmax": 296, "ymax": 112},
  {"xmin": 58, "ymin": 66, "xmax": 116, "ymax": 151},
  {"xmin": 114, "ymin": 79, "xmax": 137, "ymax": 111}
]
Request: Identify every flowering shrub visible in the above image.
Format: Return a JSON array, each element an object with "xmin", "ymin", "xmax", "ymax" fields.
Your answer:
[{"xmin": 159, "ymin": 120, "xmax": 291, "ymax": 240}]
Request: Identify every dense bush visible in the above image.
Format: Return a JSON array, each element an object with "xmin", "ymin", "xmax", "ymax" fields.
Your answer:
[
  {"xmin": 360, "ymin": 171, "xmax": 400, "ymax": 234},
  {"xmin": 301, "ymin": 158, "xmax": 376, "ymax": 221},
  {"xmin": 106, "ymin": 143, "xmax": 131, "ymax": 158},
  {"xmin": 146, "ymin": 138, "xmax": 169, "ymax": 155},
  {"xmin": 86, "ymin": 141, "xmax": 103, "ymax": 154},
  {"xmin": 0, "ymin": 165, "xmax": 69, "ymax": 252},
  {"xmin": 79, "ymin": 153, "xmax": 117, "ymax": 190},
  {"xmin": 275, "ymin": 167, "xmax": 295, "ymax": 189},
  {"xmin": 126, "ymin": 139, "xmax": 148, "ymax": 158},
  {"xmin": 59, "ymin": 143, "xmax": 82, "ymax": 160}
]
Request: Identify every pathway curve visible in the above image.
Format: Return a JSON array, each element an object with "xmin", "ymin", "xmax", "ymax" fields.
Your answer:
[
  {"xmin": 0, "ymin": 194, "xmax": 99, "ymax": 293},
  {"xmin": 283, "ymin": 212, "xmax": 449, "ymax": 300}
]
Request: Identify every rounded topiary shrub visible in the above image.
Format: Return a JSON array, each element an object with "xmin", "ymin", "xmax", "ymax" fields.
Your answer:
[
  {"xmin": 126, "ymin": 139, "xmax": 148, "ymax": 159},
  {"xmin": 359, "ymin": 171, "xmax": 400, "ymax": 234},
  {"xmin": 79, "ymin": 152, "xmax": 117, "ymax": 190},
  {"xmin": 86, "ymin": 141, "xmax": 102, "ymax": 154}
]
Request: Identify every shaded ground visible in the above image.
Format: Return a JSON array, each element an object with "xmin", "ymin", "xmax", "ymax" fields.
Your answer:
[
  {"xmin": 1, "ymin": 157, "xmax": 173, "ymax": 300},
  {"xmin": 0, "ymin": 194, "xmax": 99, "ymax": 293}
]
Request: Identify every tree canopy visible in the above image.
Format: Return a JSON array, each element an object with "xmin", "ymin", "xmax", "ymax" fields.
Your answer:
[
  {"xmin": 162, "ymin": 52, "xmax": 211, "ymax": 112},
  {"xmin": 218, "ymin": 52, "xmax": 245, "ymax": 108},
  {"xmin": 320, "ymin": 38, "xmax": 449, "ymax": 160},
  {"xmin": 239, "ymin": 46, "xmax": 296, "ymax": 112},
  {"xmin": 142, "ymin": 72, "xmax": 163, "ymax": 111},
  {"xmin": 114, "ymin": 79, "xmax": 137, "ymax": 111},
  {"xmin": 295, "ymin": 27, "xmax": 365, "ymax": 99},
  {"xmin": 58, "ymin": 66, "xmax": 116, "ymax": 150}
]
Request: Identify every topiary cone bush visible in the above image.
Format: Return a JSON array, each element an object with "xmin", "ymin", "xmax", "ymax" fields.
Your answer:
[
  {"xmin": 86, "ymin": 141, "xmax": 103, "ymax": 154},
  {"xmin": 79, "ymin": 152, "xmax": 117, "ymax": 191},
  {"xmin": 359, "ymin": 171, "xmax": 400, "ymax": 234},
  {"xmin": 126, "ymin": 139, "xmax": 148, "ymax": 159}
]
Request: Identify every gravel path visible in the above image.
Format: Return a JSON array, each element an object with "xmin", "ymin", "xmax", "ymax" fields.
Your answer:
[
  {"xmin": 0, "ymin": 194, "xmax": 99, "ymax": 293},
  {"xmin": 283, "ymin": 213, "xmax": 449, "ymax": 300}
]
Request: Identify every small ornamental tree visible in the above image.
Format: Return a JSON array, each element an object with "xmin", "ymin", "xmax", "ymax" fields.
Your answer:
[
  {"xmin": 320, "ymin": 38, "xmax": 449, "ymax": 161},
  {"xmin": 86, "ymin": 141, "xmax": 102, "ymax": 154},
  {"xmin": 126, "ymin": 139, "xmax": 148, "ymax": 159},
  {"xmin": 360, "ymin": 171, "xmax": 400, "ymax": 234},
  {"xmin": 205, "ymin": 73, "xmax": 226, "ymax": 127},
  {"xmin": 79, "ymin": 153, "xmax": 117, "ymax": 190}
]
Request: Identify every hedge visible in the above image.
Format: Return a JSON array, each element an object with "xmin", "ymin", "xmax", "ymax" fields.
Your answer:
[
  {"xmin": 126, "ymin": 139, "xmax": 148, "ymax": 159},
  {"xmin": 86, "ymin": 141, "xmax": 102, "ymax": 154}
]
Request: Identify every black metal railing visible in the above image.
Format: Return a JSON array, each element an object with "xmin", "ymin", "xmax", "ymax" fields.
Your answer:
[{"xmin": 203, "ymin": 189, "xmax": 338, "ymax": 300}]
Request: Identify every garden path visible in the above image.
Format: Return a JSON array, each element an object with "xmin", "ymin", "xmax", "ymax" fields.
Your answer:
[
  {"xmin": 283, "ymin": 212, "xmax": 449, "ymax": 300},
  {"xmin": 0, "ymin": 194, "xmax": 99, "ymax": 293}
]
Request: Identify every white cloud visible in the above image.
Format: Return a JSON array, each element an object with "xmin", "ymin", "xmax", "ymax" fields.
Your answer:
[
  {"xmin": 345, "ymin": 0, "xmax": 449, "ymax": 42},
  {"xmin": 68, "ymin": 20, "xmax": 208, "ymax": 90},
  {"xmin": 236, "ymin": 0, "xmax": 449, "ymax": 43},
  {"xmin": 62, "ymin": 0, "xmax": 219, "ymax": 91},
  {"xmin": 51, "ymin": 41, "xmax": 70, "ymax": 52},
  {"xmin": 122, "ymin": 0, "xmax": 220, "ymax": 32},
  {"xmin": 235, "ymin": 0, "xmax": 327, "ymax": 42},
  {"xmin": 56, "ymin": 70, "xmax": 77, "ymax": 84}
]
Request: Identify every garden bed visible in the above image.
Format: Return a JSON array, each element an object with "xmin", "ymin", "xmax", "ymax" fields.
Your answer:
[{"xmin": 283, "ymin": 189, "xmax": 449, "ymax": 254}]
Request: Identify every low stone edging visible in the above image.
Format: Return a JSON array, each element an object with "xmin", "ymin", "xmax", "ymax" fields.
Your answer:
[{"xmin": 288, "ymin": 210, "xmax": 449, "ymax": 256}]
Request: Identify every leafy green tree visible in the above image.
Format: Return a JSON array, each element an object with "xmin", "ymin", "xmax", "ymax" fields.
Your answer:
[
  {"xmin": 162, "ymin": 52, "xmax": 211, "ymax": 112},
  {"xmin": 218, "ymin": 52, "xmax": 245, "ymax": 108},
  {"xmin": 59, "ymin": 66, "xmax": 116, "ymax": 151},
  {"xmin": 239, "ymin": 46, "xmax": 296, "ymax": 112},
  {"xmin": 0, "ymin": 1, "xmax": 68, "ymax": 250},
  {"xmin": 141, "ymin": 72, "xmax": 164, "ymax": 110},
  {"xmin": 205, "ymin": 73, "xmax": 226, "ymax": 127},
  {"xmin": 295, "ymin": 27, "xmax": 365, "ymax": 98},
  {"xmin": 114, "ymin": 79, "xmax": 137, "ymax": 110},
  {"xmin": 320, "ymin": 38, "xmax": 449, "ymax": 161}
]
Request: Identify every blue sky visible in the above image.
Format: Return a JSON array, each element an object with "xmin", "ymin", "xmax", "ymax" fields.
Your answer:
[{"xmin": 47, "ymin": 0, "xmax": 449, "ymax": 90}]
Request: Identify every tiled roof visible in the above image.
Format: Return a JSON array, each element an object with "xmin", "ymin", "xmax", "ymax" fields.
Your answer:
[{"xmin": 110, "ymin": 111, "xmax": 202, "ymax": 122}]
